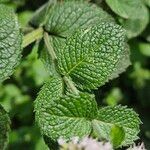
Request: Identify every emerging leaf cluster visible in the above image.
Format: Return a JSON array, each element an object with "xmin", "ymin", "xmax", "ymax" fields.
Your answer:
[{"xmin": 0, "ymin": 4, "xmax": 22, "ymax": 82}]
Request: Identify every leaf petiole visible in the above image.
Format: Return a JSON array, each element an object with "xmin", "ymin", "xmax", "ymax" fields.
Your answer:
[
  {"xmin": 43, "ymin": 32, "xmax": 57, "ymax": 60},
  {"xmin": 22, "ymin": 27, "xmax": 44, "ymax": 48},
  {"xmin": 43, "ymin": 32, "xmax": 79, "ymax": 95},
  {"xmin": 63, "ymin": 76, "xmax": 79, "ymax": 95}
]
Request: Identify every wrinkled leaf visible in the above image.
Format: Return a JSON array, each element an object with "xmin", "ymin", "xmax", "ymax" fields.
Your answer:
[
  {"xmin": 56, "ymin": 23, "xmax": 127, "ymax": 90},
  {"xmin": 92, "ymin": 105, "xmax": 141, "ymax": 146},
  {"xmin": 45, "ymin": 1, "xmax": 114, "ymax": 37},
  {"xmin": 35, "ymin": 76, "xmax": 98, "ymax": 140},
  {"xmin": 0, "ymin": 4, "xmax": 22, "ymax": 82}
]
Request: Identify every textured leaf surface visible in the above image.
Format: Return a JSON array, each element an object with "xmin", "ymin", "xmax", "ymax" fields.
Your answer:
[
  {"xmin": 35, "ymin": 76, "xmax": 98, "ymax": 140},
  {"xmin": 106, "ymin": 0, "xmax": 146, "ymax": 19},
  {"xmin": 45, "ymin": 1, "xmax": 114, "ymax": 37},
  {"xmin": 0, "ymin": 4, "xmax": 22, "ymax": 82},
  {"xmin": 56, "ymin": 23, "xmax": 126, "ymax": 90},
  {"xmin": 0, "ymin": 104, "xmax": 10, "ymax": 150},
  {"xmin": 92, "ymin": 105, "xmax": 141, "ymax": 146},
  {"xmin": 40, "ymin": 44, "xmax": 56, "ymax": 76},
  {"xmin": 106, "ymin": 0, "xmax": 149, "ymax": 38}
]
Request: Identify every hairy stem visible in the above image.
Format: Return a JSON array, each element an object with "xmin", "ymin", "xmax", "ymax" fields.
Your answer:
[
  {"xmin": 44, "ymin": 32, "xmax": 57, "ymax": 60},
  {"xmin": 63, "ymin": 76, "xmax": 79, "ymax": 95},
  {"xmin": 22, "ymin": 27, "xmax": 44, "ymax": 48},
  {"xmin": 44, "ymin": 31, "xmax": 79, "ymax": 95}
]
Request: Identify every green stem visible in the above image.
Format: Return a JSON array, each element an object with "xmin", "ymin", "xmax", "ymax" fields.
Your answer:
[
  {"xmin": 44, "ymin": 32, "xmax": 57, "ymax": 60},
  {"xmin": 22, "ymin": 27, "xmax": 44, "ymax": 48},
  {"xmin": 63, "ymin": 76, "xmax": 79, "ymax": 95},
  {"xmin": 43, "ymin": 31, "xmax": 79, "ymax": 95}
]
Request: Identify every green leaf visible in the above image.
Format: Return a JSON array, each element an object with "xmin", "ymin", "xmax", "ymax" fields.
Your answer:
[
  {"xmin": 57, "ymin": 23, "xmax": 127, "ymax": 90},
  {"xmin": 106, "ymin": 0, "xmax": 145, "ymax": 19},
  {"xmin": 92, "ymin": 105, "xmax": 141, "ymax": 146},
  {"xmin": 110, "ymin": 125, "xmax": 125, "ymax": 148},
  {"xmin": 105, "ymin": 0, "xmax": 149, "ymax": 38},
  {"xmin": 119, "ymin": 14, "xmax": 149, "ymax": 38},
  {"xmin": 0, "ymin": 4, "xmax": 22, "ymax": 82},
  {"xmin": 0, "ymin": 104, "xmax": 10, "ymax": 150},
  {"xmin": 40, "ymin": 45, "xmax": 56, "ymax": 76},
  {"xmin": 35, "ymin": 76, "xmax": 98, "ymax": 140},
  {"xmin": 45, "ymin": 1, "xmax": 114, "ymax": 37}
]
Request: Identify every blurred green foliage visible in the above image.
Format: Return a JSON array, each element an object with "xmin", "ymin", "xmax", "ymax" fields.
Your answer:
[{"xmin": 0, "ymin": 0, "xmax": 149, "ymax": 149}]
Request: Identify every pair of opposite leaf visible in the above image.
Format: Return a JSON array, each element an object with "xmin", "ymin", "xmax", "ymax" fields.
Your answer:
[
  {"xmin": 35, "ymin": 76, "xmax": 141, "ymax": 148},
  {"xmin": 0, "ymin": 0, "xmax": 139, "ymax": 149}
]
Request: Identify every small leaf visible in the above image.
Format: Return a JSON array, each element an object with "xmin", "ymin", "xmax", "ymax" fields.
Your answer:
[
  {"xmin": 92, "ymin": 105, "xmax": 141, "ymax": 146},
  {"xmin": 0, "ymin": 104, "xmax": 10, "ymax": 150},
  {"xmin": 106, "ymin": 0, "xmax": 147, "ymax": 19},
  {"xmin": 110, "ymin": 125, "xmax": 125, "ymax": 148},
  {"xmin": 0, "ymin": 4, "xmax": 22, "ymax": 82},
  {"xmin": 45, "ymin": 1, "xmax": 114, "ymax": 37},
  {"xmin": 57, "ymin": 23, "xmax": 127, "ymax": 90},
  {"xmin": 35, "ymin": 76, "xmax": 98, "ymax": 140}
]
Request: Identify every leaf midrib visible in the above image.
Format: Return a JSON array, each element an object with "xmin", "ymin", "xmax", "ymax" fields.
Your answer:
[{"xmin": 66, "ymin": 57, "xmax": 86, "ymax": 75}]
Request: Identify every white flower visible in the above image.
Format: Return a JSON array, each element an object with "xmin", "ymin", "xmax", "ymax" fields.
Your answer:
[
  {"xmin": 58, "ymin": 137, "xmax": 146, "ymax": 150},
  {"xmin": 58, "ymin": 137, "xmax": 113, "ymax": 150},
  {"xmin": 58, "ymin": 137, "xmax": 66, "ymax": 146},
  {"xmin": 127, "ymin": 143, "xmax": 146, "ymax": 150}
]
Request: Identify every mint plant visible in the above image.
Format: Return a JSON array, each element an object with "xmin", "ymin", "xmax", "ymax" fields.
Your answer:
[{"xmin": 0, "ymin": 0, "xmax": 148, "ymax": 149}]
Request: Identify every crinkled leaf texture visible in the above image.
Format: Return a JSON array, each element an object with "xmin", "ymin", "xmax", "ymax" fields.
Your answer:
[
  {"xmin": 106, "ymin": 0, "xmax": 149, "ymax": 38},
  {"xmin": 44, "ymin": 1, "xmax": 114, "ymax": 37},
  {"xmin": 35, "ymin": 78, "xmax": 140, "ymax": 147},
  {"xmin": 0, "ymin": 4, "xmax": 22, "ymax": 82},
  {"xmin": 35, "ymin": 76, "xmax": 97, "ymax": 140},
  {"xmin": 0, "ymin": 104, "xmax": 10, "ymax": 150},
  {"xmin": 31, "ymin": 1, "xmax": 130, "ymax": 84},
  {"xmin": 56, "ymin": 23, "xmax": 127, "ymax": 90},
  {"xmin": 92, "ymin": 105, "xmax": 141, "ymax": 146}
]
